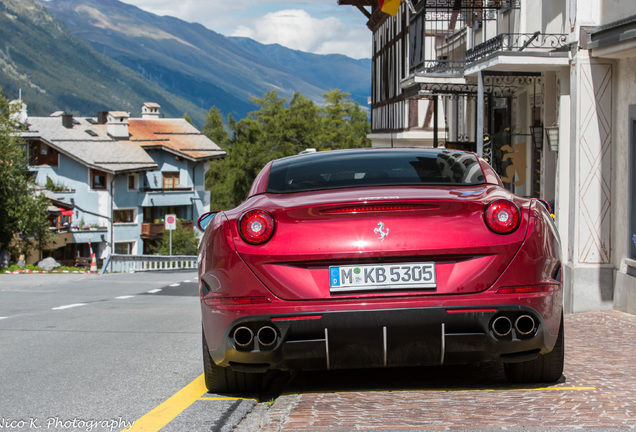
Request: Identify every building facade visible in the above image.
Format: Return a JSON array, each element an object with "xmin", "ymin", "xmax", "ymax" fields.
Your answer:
[
  {"xmin": 20, "ymin": 103, "xmax": 226, "ymax": 264},
  {"xmin": 339, "ymin": 0, "xmax": 636, "ymax": 314}
]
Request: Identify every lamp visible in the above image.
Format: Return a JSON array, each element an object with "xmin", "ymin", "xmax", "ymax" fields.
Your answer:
[
  {"xmin": 545, "ymin": 125, "xmax": 559, "ymax": 151},
  {"xmin": 530, "ymin": 125, "xmax": 544, "ymax": 150}
]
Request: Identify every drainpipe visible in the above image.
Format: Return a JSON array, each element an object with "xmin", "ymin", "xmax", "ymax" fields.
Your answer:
[
  {"xmin": 477, "ymin": 70, "xmax": 484, "ymax": 156},
  {"xmin": 191, "ymin": 163, "xmax": 196, "ymax": 221},
  {"xmin": 110, "ymin": 175, "xmax": 116, "ymax": 256}
]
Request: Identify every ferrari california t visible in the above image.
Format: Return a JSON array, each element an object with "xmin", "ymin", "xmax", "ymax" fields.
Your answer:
[{"xmin": 198, "ymin": 148, "xmax": 563, "ymax": 393}]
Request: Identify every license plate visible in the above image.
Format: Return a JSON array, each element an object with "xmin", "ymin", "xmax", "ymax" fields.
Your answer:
[{"xmin": 329, "ymin": 262, "xmax": 436, "ymax": 292}]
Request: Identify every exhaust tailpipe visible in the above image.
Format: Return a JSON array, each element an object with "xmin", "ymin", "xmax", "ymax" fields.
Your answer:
[
  {"xmin": 233, "ymin": 326, "xmax": 254, "ymax": 348},
  {"xmin": 492, "ymin": 316, "xmax": 512, "ymax": 337},
  {"xmin": 257, "ymin": 326, "xmax": 278, "ymax": 348},
  {"xmin": 515, "ymin": 315, "xmax": 536, "ymax": 336}
]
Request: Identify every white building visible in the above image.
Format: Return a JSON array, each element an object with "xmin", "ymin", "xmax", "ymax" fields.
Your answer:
[{"xmin": 339, "ymin": 0, "xmax": 636, "ymax": 314}]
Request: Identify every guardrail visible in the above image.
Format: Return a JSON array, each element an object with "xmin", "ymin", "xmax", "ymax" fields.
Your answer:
[{"xmin": 99, "ymin": 254, "xmax": 197, "ymax": 274}]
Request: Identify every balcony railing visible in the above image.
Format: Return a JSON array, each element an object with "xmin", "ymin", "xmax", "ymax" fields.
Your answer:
[
  {"xmin": 466, "ymin": 32, "xmax": 569, "ymax": 63},
  {"xmin": 141, "ymin": 221, "xmax": 193, "ymax": 237},
  {"xmin": 140, "ymin": 186, "xmax": 193, "ymax": 192}
]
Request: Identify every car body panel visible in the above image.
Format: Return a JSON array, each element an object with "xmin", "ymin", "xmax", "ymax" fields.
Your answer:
[
  {"xmin": 199, "ymin": 148, "xmax": 563, "ymax": 377},
  {"xmin": 225, "ymin": 186, "xmax": 530, "ymax": 300}
]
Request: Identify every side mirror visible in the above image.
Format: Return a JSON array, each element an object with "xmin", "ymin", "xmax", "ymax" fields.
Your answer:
[
  {"xmin": 197, "ymin": 211, "xmax": 218, "ymax": 232},
  {"xmin": 537, "ymin": 199, "xmax": 551, "ymax": 214}
]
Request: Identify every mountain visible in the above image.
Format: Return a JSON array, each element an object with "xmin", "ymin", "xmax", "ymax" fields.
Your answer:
[
  {"xmin": 0, "ymin": 0, "xmax": 207, "ymax": 124},
  {"xmin": 230, "ymin": 37, "xmax": 371, "ymax": 109},
  {"xmin": 32, "ymin": 0, "xmax": 372, "ymax": 121}
]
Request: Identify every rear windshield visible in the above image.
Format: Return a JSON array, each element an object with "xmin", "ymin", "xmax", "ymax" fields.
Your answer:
[{"xmin": 266, "ymin": 149, "xmax": 485, "ymax": 194}]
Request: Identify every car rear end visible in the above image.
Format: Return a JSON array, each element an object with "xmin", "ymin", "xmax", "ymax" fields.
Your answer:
[{"xmin": 199, "ymin": 149, "xmax": 563, "ymax": 389}]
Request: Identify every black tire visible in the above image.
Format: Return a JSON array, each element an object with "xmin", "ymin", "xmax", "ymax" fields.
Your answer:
[
  {"xmin": 504, "ymin": 313, "xmax": 565, "ymax": 383},
  {"xmin": 202, "ymin": 329, "xmax": 262, "ymax": 394}
]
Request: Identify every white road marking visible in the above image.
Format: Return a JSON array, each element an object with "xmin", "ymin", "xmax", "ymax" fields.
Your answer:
[
  {"xmin": 0, "ymin": 317, "xmax": 8, "ymax": 320},
  {"xmin": 52, "ymin": 303, "xmax": 87, "ymax": 311},
  {"xmin": 115, "ymin": 296, "xmax": 135, "ymax": 300},
  {"xmin": 183, "ymin": 280, "xmax": 192, "ymax": 283},
  {"xmin": 147, "ymin": 289, "xmax": 162, "ymax": 294},
  {"xmin": 169, "ymin": 283, "xmax": 180, "ymax": 287}
]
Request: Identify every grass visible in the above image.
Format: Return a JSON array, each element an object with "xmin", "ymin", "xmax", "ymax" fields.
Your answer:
[{"xmin": 1, "ymin": 263, "xmax": 88, "ymax": 273}]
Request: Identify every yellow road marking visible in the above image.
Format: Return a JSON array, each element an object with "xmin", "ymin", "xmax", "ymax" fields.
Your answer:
[
  {"xmin": 509, "ymin": 386, "xmax": 596, "ymax": 392},
  {"xmin": 282, "ymin": 386, "xmax": 596, "ymax": 396},
  {"xmin": 428, "ymin": 386, "xmax": 597, "ymax": 392},
  {"xmin": 124, "ymin": 374, "xmax": 595, "ymax": 432},
  {"xmin": 123, "ymin": 374, "xmax": 207, "ymax": 432},
  {"xmin": 199, "ymin": 397, "xmax": 258, "ymax": 401}
]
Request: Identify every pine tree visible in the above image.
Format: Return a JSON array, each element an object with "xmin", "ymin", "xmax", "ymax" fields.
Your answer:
[{"xmin": 204, "ymin": 89, "xmax": 371, "ymax": 209}]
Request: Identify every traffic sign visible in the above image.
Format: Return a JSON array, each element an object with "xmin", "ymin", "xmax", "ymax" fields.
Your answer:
[{"xmin": 165, "ymin": 214, "xmax": 177, "ymax": 230}]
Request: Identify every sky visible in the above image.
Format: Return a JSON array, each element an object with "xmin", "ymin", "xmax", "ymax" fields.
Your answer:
[{"xmin": 119, "ymin": 0, "xmax": 372, "ymax": 59}]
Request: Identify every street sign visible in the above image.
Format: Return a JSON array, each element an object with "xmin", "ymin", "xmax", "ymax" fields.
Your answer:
[{"xmin": 165, "ymin": 214, "xmax": 177, "ymax": 230}]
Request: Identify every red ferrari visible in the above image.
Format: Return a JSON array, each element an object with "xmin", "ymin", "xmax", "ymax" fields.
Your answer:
[{"xmin": 198, "ymin": 148, "xmax": 563, "ymax": 393}]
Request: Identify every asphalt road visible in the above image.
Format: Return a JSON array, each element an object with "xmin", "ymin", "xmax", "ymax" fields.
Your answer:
[
  {"xmin": 2, "ymin": 272, "xmax": 634, "ymax": 432},
  {"xmin": 0, "ymin": 271, "xmax": 208, "ymax": 431}
]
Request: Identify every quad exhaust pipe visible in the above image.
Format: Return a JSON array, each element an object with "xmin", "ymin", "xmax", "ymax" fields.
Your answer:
[
  {"xmin": 233, "ymin": 326, "xmax": 254, "ymax": 348},
  {"xmin": 257, "ymin": 326, "xmax": 278, "ymax": 348},
  {"xmin": 514, "ymin": 315, "xmax": 536, "ymax": 336},
  {"xmin": 232, "ymin": 325, "xmax": 279, "ymax": 350},
  {"xmin": 491, "ymin": 314, "xmax": 537, "ymax": 338},
  {"xmin": 492, "ymin": 316, "xmax": 512, "ymax": 337}
]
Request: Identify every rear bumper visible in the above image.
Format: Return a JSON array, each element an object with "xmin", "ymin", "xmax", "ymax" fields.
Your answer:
[{"xmin": 204, "ymin": 305, "xmax": 560, "ymax": 373}]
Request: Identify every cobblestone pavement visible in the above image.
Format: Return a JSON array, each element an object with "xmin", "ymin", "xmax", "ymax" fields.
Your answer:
[{"xmin": 238, "ymin": 310, "xmax": 636, "ymax": 431}]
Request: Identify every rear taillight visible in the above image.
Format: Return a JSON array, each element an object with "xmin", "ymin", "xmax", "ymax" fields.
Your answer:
[
  {"xmin": 496, "ymin": 284, "xmax": 561, "ymax": 294},
  {"xmin": 485, "ymin": 200, "xmax": 520, "ymax": 234},
  {"xmin": 203, "ymin": 296, "xmax": 271, "ymax": 307},
  {"xmin": 239, "ymin": 209, "xmax": 275, "ymax": 245}
]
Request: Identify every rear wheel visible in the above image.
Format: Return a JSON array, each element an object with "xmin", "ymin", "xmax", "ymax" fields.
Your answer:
[
  {"xmin": 202, "ymin": 329, "xmax": 262, "ymax": 394},
  {"xmin": 504, "ymin": 314, "xmax": 564, "ymax": 383}
]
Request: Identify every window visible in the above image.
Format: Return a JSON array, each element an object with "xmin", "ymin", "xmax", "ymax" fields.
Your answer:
[
  {"xmin": 28, "ymin": 141, "xmax": 58, "ymax": 166},
  {"xmin": 114, "ymin": 242, "xmax": 134, "ymax": 255},
  {"xmin": 128, "ymin": 174, "xmax": 137, "ymax": 190},
  {"xmin": 91, "ymin": 169, "xmax": 107, "ymax": 190},
  {"xmin": 114, "ymin": 209, "xmax": 135, "ymax": 223},
  {"xmin": 163, "ymin": 172, "xmax": 180, "ymax": 189},
  {"xmin": 267, "ymin": 149, "xmax": 485, "ymax": 194},
  {"xmin": 54, "ymin": 214, "xmax": 72, "ymax": 229}
]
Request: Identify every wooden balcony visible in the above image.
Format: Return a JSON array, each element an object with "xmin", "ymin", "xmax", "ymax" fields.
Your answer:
[{"xmin": 141, "ymin": 221, "xmax": 193, "ymax": 239}]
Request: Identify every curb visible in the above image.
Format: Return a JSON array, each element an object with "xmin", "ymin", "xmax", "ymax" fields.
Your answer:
[{"xmin": 4, "ymin": 269, "xmax": 91, "ymax": 274}]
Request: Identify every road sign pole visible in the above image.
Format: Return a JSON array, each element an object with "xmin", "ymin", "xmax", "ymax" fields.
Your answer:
[{"xmin": 165, "ymin": 214, "xmax": 177, "ymax": 256}]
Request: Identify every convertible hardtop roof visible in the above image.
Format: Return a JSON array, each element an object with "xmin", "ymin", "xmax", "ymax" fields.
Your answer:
[{"xmin": 264, "ymin": 148, "xmax": 487, "ymax": 194}]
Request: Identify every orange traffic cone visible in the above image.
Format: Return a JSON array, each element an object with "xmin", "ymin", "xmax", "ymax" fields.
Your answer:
[{"xmin": 90, "ymin": 253, "xmax": 97, "ymax": 274}]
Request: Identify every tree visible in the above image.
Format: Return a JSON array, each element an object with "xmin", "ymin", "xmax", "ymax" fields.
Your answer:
[
  {"xmin": 204, "ymin": 89, "xmax": 371, "ymax": 209},
  {"xmin": 153, "ymin": 221, "xmax": 199, "ymax": 256},
  {"xmin": 320, "ymin": 89, "xmax": 370, "ymax": 150},
  {"xmin": 202, "ymin": 106, "xmax": 229, "ymax": 147},
  {"xmin": 0, "ymin": 90, "xmax": 51, "ymax": 262}
]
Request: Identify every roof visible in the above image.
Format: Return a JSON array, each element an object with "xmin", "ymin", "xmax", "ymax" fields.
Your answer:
[
  {"xmin": 583, "ymin": 14, "xmax": 636, "ymax": 58},
  {"xmin": 33, "ymin": 187, "xmax": 74, "ymax": 214},
  {"xmin": 129, "ymin": 119, "xmax": 227, "ymax": 161},
  {"xmin": 22, "ymin": 112, "xmax": 226, "ymax": 174}
]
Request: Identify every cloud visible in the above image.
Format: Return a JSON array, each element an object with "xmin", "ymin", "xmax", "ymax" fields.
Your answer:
[
  {"xmin": 120, "ymin": 1, "xmax": 371, "ymax": 59},
  {"xmin": 231, "ymin": 9, "xmax": 370, "ymax": 59}
]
